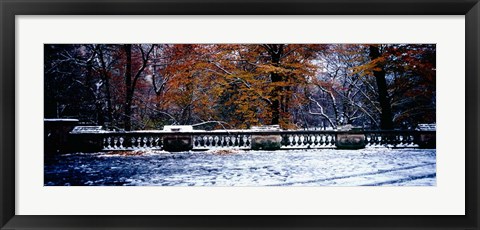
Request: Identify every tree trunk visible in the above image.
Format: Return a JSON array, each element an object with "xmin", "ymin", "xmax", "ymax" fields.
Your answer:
[
  {"xmin": 271, "ymin": 72, "xmax": 281, "ymax": 125},
  {"xmin": 369, "ymin": 45, "xmax": 393, "ymax": 130},
  {"xmin": 97, "ymin": 46, "xmax": 113, "ymax": 129},
  {"xmin": 124, "ymin": 44, "xmax": 132, "ymax": 131},
  {"xmin": 269, "ymin": 45, "xmax": 283, "ymax": 125}
]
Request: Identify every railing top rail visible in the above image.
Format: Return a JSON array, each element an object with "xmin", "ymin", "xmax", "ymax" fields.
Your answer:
[{"xmin": 70, "ymin": 129, "xmax": 436, "ymax": 136}]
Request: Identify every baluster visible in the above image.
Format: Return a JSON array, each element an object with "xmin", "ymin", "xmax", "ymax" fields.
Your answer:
[
  {"xmin": 398, "ymin": 134, "xmax": 403, "ymax": 147},
  {"xmin": 117, "ymin": 137, "xmax": 122, "ymax": 149},
  {"xmin": 142, "ymin": 136, "xmax": 147, "ymax": 148},
  {"xmin": 203, "ymin": 136, "xmax": 208, "ymax": 147},
  {"xmin": 142, "ymin": 137, "xmax": 147, "ymax": 148},
  {"xmin": 206, "ymin": 136, "xmax": 212, "ymax": 147},
  {"xmin": 198, "ymin": 135, "xmax": 204, "ymax": 148},
  {"xmin": 224, "ymin": 136, "xmax": 229, "ymax": 147},
  {"xmin": 113, "ymin": 136, "xmax": 118, "ymax": 149},
  {"xmin": 148, "ymin": 137, "xmax": 154, "ymax": 148},
  {"xmin": 209, "ymin": 136, "xmax": 214, "ymax": 147},
  {"xmin": 215, "ymin": 136, "xmax": 220, "ymax": 147},
  {"xmin": 238, "ymin": 135, "xmax": 243, "ymax": 147},
  {"xmin": 396, "ymin": 135, "xmax": 401, "ymax": 147},
  {"xmin": 318, "ymin": 135, "xmax": 324, "ymax": 146},
  {"xmin": 312, "ymin": 134, "xmax": 319, "ymax": 147},
  {"xmin": 103, "ymin": 137, "xmax": 107, "ymax": 149},
  {"xmin": 280, "ymin": 134, "xmax": 288, "ymax": 147},
  {"xmin": 155, "ymin": 136, "xmax": 159, "ymax": 148},
  {"xmin": 119, "ymin": 137, "xmax": 124, "ymax": 149},
  {"xmin": 237, "ymin": 135, "xmax": 242, "ymax": 147},
  {"xmin": 364, "ymin": 134, "xmax": 370, "ymax": 146},
  {"xmin": 193, "ymin": 136, "xmax": 199, "ymax": 148},
  {"xmin": 327, "ymin": 135, "xmax": 333, "ymax": 147}
]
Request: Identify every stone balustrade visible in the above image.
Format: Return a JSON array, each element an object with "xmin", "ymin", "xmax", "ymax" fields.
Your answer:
[{"xmin": 66, "ymin": 129, "xmax": 435, "ymax": 152}]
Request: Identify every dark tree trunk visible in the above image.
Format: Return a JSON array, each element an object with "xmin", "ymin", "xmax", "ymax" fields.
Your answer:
[
  {"xmin": 268, "ymin": 44, "xmax": 283, "ymax": 125},
  {"xmin": 369, "ymin": 45, "xmax": 393, "ymax": 130},
  {"xmin": 97, "ymin": 46, "xmax": 114, "ymax": 129},
  {"xmin": 124, "ymin": 44, "xmax": 132, "ymax": 131},
  {"xmin": 271, "ymin": 72, "xmax": 281, "ymax": 125}
]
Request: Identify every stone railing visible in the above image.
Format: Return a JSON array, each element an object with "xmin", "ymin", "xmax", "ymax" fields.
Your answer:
[{"xmin": 66, "ymin": 129, "xmax": 435, "ymax": 152}]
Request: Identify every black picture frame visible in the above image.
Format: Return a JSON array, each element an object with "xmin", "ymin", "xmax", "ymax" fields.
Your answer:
[{"xmin": 1, "ymin": 0, "xmax": 479, "ymax": 229}]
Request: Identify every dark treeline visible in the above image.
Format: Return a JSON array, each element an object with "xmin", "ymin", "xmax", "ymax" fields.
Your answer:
[{"xmin": 44, "ymin": 44, "xmax": 436, "ymax": 131}]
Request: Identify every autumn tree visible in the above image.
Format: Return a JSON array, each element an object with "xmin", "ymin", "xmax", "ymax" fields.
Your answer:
[
  {"xmin": 45, "ymin": 43, "xmax": 435, "ymax": 131},
  {"xmin": 385, "ymin": 44, "xmax": 436, "ymax": 127},
  {"xmin": 351, "ymin": 44, "xmax": 436, "ymax": 129}
]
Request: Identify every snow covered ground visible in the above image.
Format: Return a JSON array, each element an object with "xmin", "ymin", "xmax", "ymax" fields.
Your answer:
[{"xmin": 44, "ymin": 148, "xmax": 436, "ymax": 186}]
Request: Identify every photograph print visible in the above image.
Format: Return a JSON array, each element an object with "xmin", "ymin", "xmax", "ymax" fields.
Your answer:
[{"xmin": 44, "ymin": 44, "xmax": 436, "ymax": 186}]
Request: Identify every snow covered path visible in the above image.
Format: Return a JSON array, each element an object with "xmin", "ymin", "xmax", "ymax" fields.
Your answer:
[{"xmin": 44, "ymin": 148, "xmax": 436, "ymax": 186}]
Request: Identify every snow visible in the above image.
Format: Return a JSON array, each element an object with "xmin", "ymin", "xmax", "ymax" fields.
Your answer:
[
  {"xmin": 44, "ymin": 119, "xmax": 79, "ymax": 122},
  {"xmin": 70, "ymin": 126, "xmax": 105, "ymax": 134},
  {"xmin": 163, "ymin": 125, "xmax": 194, "ymax": 132},
  {"xmin": 44, "ymin": 148, "xmax": 436, "ymax": 186}
]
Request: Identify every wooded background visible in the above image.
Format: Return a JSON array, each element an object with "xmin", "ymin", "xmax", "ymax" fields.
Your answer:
[{"xmin": 44, "ymin": 44, "xmax": 436, "ymax": 131}]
